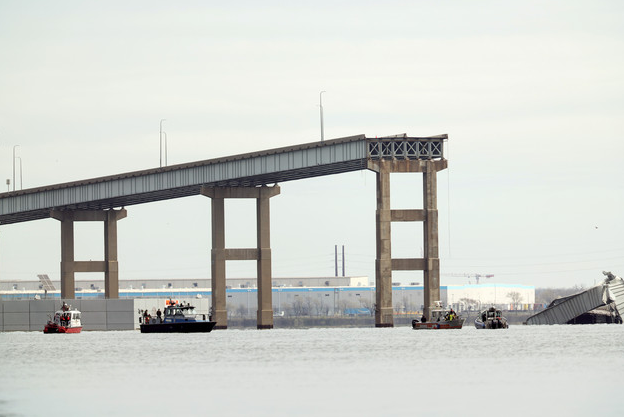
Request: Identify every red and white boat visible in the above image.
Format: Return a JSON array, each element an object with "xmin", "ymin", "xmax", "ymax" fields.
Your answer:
[{"xmin": 43, "ymin": 302, "xmax": 83, "ymax": 334}]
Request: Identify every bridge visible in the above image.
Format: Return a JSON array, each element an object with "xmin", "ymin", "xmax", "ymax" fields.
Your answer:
[
  {"xmin": 1, "ymin": 133, "xmax": 448, "ymax": 329},
  {"xmin": 525, "ymin": 272, "xmax": 623, "ymax": 325}
]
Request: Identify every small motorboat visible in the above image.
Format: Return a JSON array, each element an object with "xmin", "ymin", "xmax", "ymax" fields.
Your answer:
[
  {"xmin": 140, "ymin": 300, "xmax": 217, "ymax": 333},
  {"xmin": 412, "ymin": 301, "xmax": 465, "ymax": 330},
  {"xmin": 475, "ymin": 307, "xmax": 509, "ymax": 329},
  {"xmin": 43, "ymin": 302, "xmax": 83, "ymax": 334}
]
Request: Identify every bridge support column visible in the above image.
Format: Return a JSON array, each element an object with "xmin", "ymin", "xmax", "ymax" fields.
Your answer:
[
  {"xmin": 58, "ymin": 211, "xmax": 76, "ymax": 299},
  {"xmin": 374, "ymin": 167, "xmax": 394, "ymax": 327},
  {"xmin": 422, "ymin": 162, "xmax": 442, "ymax": 320},
  {"xmin": 51, "ymin": 208, "xmax": 127, "ymax": 299},
  {"xmin": 208, "ymin": 194, "xmax": 227, "ymax": 330},
  {"xmin": 256, "ymin": 187, "xmax": 276, "ymax": 329},
  {"xmin": 201, "ymin": 185, "xmax": 280, "ymax": 330},
  {"xmin": 368, "ymin": 159, "xmax": 447, "ymax": 326}
]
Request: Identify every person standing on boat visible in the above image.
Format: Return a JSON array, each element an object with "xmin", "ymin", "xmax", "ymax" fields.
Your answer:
[{"xmin": 156, "ymin": 308, "xmax": 162, "ymax": 323}]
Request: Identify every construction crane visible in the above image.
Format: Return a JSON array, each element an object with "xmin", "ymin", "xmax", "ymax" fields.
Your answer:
[{"xmin": 442, "ymin": 273, "xmax": 494, "ymax": 285}]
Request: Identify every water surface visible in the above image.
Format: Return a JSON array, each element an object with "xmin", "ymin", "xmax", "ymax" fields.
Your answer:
[{"xmin": 1, "ymin": 325, "xmax": 623, "ymax": 416}]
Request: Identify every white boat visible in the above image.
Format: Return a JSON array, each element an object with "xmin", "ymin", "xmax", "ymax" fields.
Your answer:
[{"xmin": 43, "ymin": 302, "xmax": 83, "ymax": 334}]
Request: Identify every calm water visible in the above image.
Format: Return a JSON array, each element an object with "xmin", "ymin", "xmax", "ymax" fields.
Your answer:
[{"xmin": 1, "ymin": 325, "xmax": 623, "ymax": 417}]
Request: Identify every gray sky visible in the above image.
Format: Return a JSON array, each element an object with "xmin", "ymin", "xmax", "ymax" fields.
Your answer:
[{"xmin": 1, "ymin": 1, "xmax": 623, "ymax": 288}]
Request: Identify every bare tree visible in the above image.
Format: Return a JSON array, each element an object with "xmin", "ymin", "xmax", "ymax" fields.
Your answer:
[
  {"xmin": 507, "ymin": 291, "xmax": 523, "ymax": 306},
  {"xmin": 319, "ymin": 300, "xmax": 330, "ymax": 316},
  {"xmin": 459, "ymin": 297, "xmax": 479, "ymax": 311},
  {"xmin": 402, "ymin": 295, "xmax": 414, "ymax": 313},
  {"xmin": 304, "ymin": 295, "xmax": 314, "ymax": 317},
  {"xmin": 359, "ymin": 297, "xmax": 375, "ymax": 316},
  {"xmin": 535, "ymin": 287, "xmax": 584, "ymax": 306},
  {"xmin": 235, "ymin": 304, "xmax": 247, "ymax": 318},
  {"xmin": 311, "ymin": 297, "xmax": 328, "ymax": 316},
  {"xmin": 290, "ymin": 298, "xmax": 307, "ymax": 317},
  {"xmin": 336, "ymin": 299, "xmax": 354, "ymax": 316},
  {"xmin": 394, "ymin": 296, "xmax": 409, "ymax": 314}
]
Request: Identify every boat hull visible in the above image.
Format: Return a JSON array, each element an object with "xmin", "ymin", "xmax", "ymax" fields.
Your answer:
[
  {"xmin": 412, "ymin": 317, "xmax": 465, "ymax": 330},
  {"xmin": 43, "ymin": 323, "xmax": 82, "ymax": 334},
  {"xmin": 474, "ymin": 318, "xmax": 508, "ymax": 329},
  {"xmin": 140, "ymin": 321, "xmax": 217, "ymax": 333}
]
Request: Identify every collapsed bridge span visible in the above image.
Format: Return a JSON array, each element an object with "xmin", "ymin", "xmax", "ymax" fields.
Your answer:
[{"xmin": 526, "ymin": 272, "xmax": 623, "ymax": 325}]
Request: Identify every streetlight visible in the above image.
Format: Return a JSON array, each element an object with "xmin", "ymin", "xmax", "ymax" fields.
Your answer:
[
  {"xmin": 159, "ymin": 119, "xmax": 166, "ymax": 167},
  {"xmin": 12, "ymin": 145, "xmax": 19, "ymax": 191},
  {"xmin": 16, "ymin": 156, "xmax": 22, "ymax": 189},
  {"xmin": 319, "ymin": 91, "xmax": 326, "ymax": 142},
  {"xmin": 162, "ymin": 131, "xmax": 168, "ymax": 166}
]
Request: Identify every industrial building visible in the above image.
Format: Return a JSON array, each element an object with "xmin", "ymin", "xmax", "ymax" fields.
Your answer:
[{"xmin": 1, "ymin": 276, "xmax": 535, "ymax": 317}]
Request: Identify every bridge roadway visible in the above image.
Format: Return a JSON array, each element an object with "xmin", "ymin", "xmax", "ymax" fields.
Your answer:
[
  {"xmin": 0, "ymin": 133, "xmax": 447, "ymax": 329},
  {"xmin": 0, "ymin": 134, "xmax": 445, "ymax": 224}
]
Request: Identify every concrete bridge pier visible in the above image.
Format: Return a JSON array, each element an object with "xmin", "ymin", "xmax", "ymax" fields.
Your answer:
[
  {"xmin": 51, "ymin": 208, "xmax": 127, "ymax": 299},
  {"xmin": 201, "ymin": 185, "xmax": 280, "ymax": 330},
  {"xmin": 368, "ymin": 159, "xmax": 447, "ymax": 327},
  {"xmin": 422, "ymin": 161, "xmax": 445, "ymax": 321},
  {"xmin": 373, "ymin": 165, "xmax": 393, "ymax": 327}
]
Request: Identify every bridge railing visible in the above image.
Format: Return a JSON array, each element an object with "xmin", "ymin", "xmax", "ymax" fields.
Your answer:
[{"xmin": 367, "ymin": 135, "xmax": 446, "ymax": 160}]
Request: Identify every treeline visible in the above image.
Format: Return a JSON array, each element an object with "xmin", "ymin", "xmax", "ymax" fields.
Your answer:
[{"xmin": 535, "ymin": 286, "xmax": 587, "ymax": 306}]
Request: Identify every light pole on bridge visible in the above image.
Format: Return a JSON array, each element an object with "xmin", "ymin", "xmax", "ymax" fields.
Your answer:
[
  {"xmin": 162, "ymin": 131, "xmax": 168, "ymax": 166},
  {"xmin": 12, "ymin": 145, "xmax": 19, "ymax": 191},
  {"xmin": 159, "ymin": 119, "xmax": 166, "ymax": 167},
  {"xmin": 16, "ymin": 156, "xmax": 22, "ymax": 190},
  {"xmin": 319, "ymin": 91, "xmax": 326, "ymax": 142}
]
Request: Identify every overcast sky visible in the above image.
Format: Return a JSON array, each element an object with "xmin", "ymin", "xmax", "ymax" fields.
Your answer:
[{"xmin": 1, "ymin": 1, "xmax": 623, "ymax": 289}]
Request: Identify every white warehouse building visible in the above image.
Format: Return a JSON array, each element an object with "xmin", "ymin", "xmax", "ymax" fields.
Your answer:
[{"xmin": 1, "ymin": 277, "xmax": 535, "ymax": 313}]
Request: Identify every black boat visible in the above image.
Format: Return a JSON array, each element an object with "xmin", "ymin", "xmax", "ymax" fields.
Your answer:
[
  {"xmin": 140, "ymin": 302, "xmax": 217, "ymax": 333},
  {"xmin": 474, "ymin": 307, "xmax": 508, "ymax": 329}
]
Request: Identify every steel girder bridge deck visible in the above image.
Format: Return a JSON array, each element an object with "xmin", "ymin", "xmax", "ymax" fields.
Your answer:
[{"xmin": 0, "ymin": 134, "xmax": 445, "ymax": 224}]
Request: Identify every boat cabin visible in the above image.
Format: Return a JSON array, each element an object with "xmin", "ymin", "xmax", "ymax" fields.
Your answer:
[
  {"xmin": 160, "ymin": 304, "xmax": 206, "ymax": 324},
  {"xmin": 482, "ymin": 307, "xmax": 503, "ymax": 322},
  {"xmin": 428, "ymin": 301, "xmax": 456, "ymax": 322},
  {"xmin": 53, "ymin": 310, "xmax": 81, "ymax": 327},
  {"xmin": 430, "ymin": 309, "xmax": 447, "ymax": 322},
  {"xmin": 164, "ymin": 305, "xmax": 197, "ymax": 317}
]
